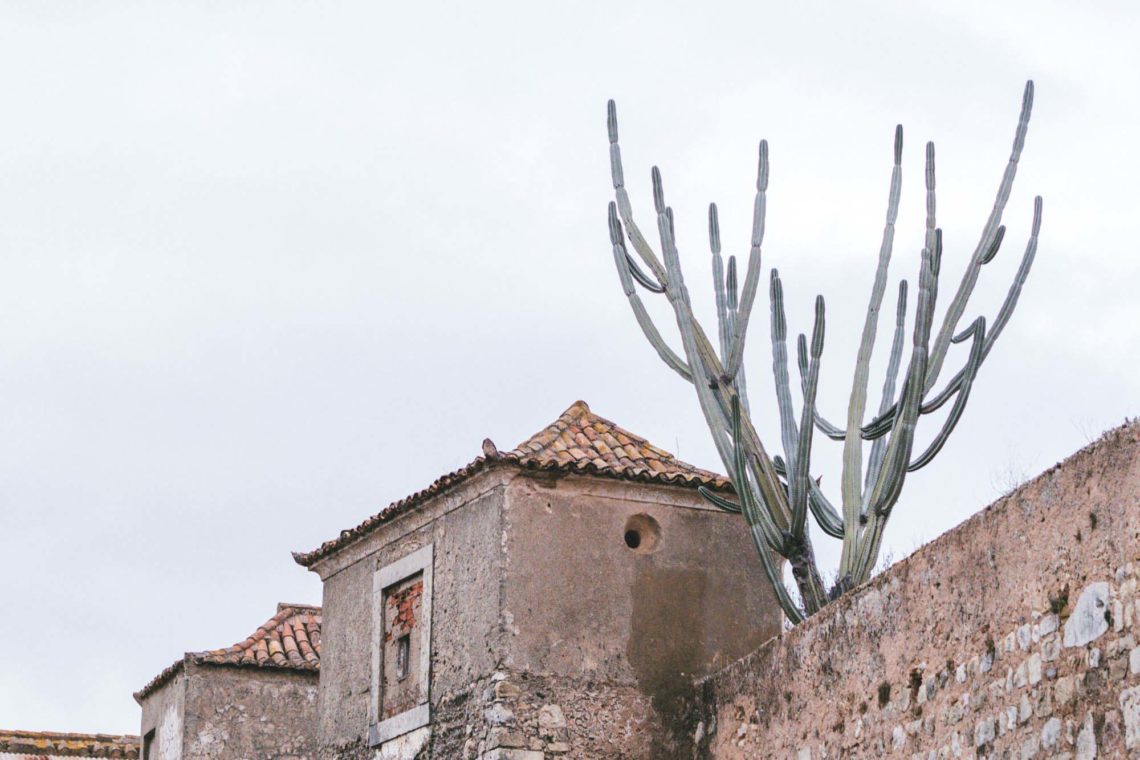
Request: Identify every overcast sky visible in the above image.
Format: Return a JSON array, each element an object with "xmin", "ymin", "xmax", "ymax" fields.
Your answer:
[{"xmin": 1, "ymin": 0, "xmax": 1137, "ymax": 734}]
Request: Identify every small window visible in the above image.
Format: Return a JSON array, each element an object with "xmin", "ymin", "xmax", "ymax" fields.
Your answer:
[
  {"xmin": 142, "ymin": 730, "xmax": 155, "ymax": 760},
  {"xmin": 395, "ymin": 634, "xmax": 411, "ymax": 680}
]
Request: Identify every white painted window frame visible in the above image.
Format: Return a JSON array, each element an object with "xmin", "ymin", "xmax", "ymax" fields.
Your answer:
[{"xmin": 369, "ymin": 543, "xmax": 434, "ymax": 747}]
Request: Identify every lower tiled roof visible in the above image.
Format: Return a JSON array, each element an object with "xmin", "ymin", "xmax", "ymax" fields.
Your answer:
[
  {"xmin": 293, "ymin": 400, "xmax": 730, "ymax": 568},
  {"xmin": 0, "ymin": 730, "xmax": 139, "ymax": 759},
  {"xmin": 133, "ymin": 603, "xmax": 320, "ymax": 703}
]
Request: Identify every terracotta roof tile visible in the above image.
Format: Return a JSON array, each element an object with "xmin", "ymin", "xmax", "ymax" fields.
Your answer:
[
  {"xmin": 134, "ymin": 603, "xmax": 320, "ymax": 703},
  {"xmin": 293, "ymin": 400, "xmax": 729, "ymax": 568},
  {"xmin": 0, "ymin": 730, "xmax": 139, "ymax": 759}
]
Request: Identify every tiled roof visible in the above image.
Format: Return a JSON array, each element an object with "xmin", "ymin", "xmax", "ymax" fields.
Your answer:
[
  {"xmin": 134, "ymin": 603, "xmax": 320, "ymax": 702},
  {"xmin": 0, "ymin": 730, "xmax": 139, "ymax": 759},
  {"xmin": 294, "ymin": 400, "xmax": 729, "ymax": 567}
]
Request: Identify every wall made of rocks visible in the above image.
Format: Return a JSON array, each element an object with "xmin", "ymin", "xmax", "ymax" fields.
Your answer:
[
  {"xmin": 183, "ymin": 664, "xmax": 319, "ymax": 759},
  {"xmin": 430, "ymin": 669, "xmax": 670, "ymax": 759},
  {"xmin": 696, "ymin": 421, "xmax": 1140, "ymax": 759}
]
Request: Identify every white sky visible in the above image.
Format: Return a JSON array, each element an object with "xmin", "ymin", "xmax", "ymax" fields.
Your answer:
[{"xmin": 1, "ymin": 0, "xmax": 1137, "ymax": 734}]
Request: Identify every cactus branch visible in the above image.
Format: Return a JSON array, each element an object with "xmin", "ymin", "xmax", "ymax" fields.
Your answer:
[
  {"xmin": 924, "ymin": 80, "xmax": 1034, "ymax": 394},
  {"xmin": 838, "ymin": 124, "xmax": 905, "ymax": 572},
  {"xmin": 791, "ymin": 296, "xmax": 825, "ymax": 538},
  {"xmin": 864, "ymin": 279, "xmax": 908, "ymax": 502},
  {"xmin": 724, "ymin": 141, "xmax": 769, "ymax": 379}
]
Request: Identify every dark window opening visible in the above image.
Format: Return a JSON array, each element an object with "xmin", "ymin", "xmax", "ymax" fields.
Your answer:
[
  {"xmin": 624, "ymin": 529, "xmax": 642, "ymax": 549},
  {"xmin": 395, "ymin": 634, "xmax": 411, "ymax": 680},
  {"xmin": 142, "ymin": 730, "xmax": 155, "ymax": 760}
]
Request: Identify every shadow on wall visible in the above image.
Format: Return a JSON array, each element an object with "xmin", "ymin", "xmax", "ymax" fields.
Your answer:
[{"xmin": 629, "ymin": 565, "xmax": 707, "ymax": 754}]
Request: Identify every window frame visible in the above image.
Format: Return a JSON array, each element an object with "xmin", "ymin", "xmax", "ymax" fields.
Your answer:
[{"xmin": 369, "ymin": 543, "xmax": 434, "ymax": 746}]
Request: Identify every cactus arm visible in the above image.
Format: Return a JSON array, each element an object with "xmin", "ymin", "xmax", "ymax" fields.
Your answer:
[
  {"xmin": 609, "ymin": 204, "xmax": 694, "ymax": 382},
  {"xmin": 863, "ymin": 279, "xmax": 909, "ymax": 500},
  {"xmin": 710, "ymin": 203, "xmax": 732, "ymax": 362},
  {"xmin": 908, "ymin": 316, "xmax": 986, "ymax": 471},
  {"xmin": 698, "ymin": 486, "xmax": 743, "ymax": 514},
  {"xmin": 769, "ymin": 270, "xmax": 801, "ymax": 478},
  {"xmin": 795, "ymin": 336, "xmax": 849, "ymax": 441},
  {"xmin": 724, "ymin": 256, "xmax": 753, "ymax": 417},
  {"xmin": 624, "ymin": 252, "xmax": 666, "ymax": 293},
  {"xmin": 981, "ymin": 196, "xmax": 1042, "ymax": 363},
  {"xmin": 839, "ymin": 124, "xmax": 905, "ymax": 570},
  {"xmin": 924, "ymin": 80, "xmax": 1034, "ymax": 394},
  {"xmin": 791, "ymin": 296, "xmax": 825, "ymax": 538},
  {"xmin": 772, "ymin": 456, "xmax": 845, "ymax": 539},
  {"xmin": 869, "ymin": 241, "xmax": 939, "ymax": 517},
  {"xmin": 808, "ymin": 479, "xmax": 844, "ymax": 538},
  {"xmin": 608, "ymin": 100, "xmax": 669, "ymax": 285},
  {"xmin": 724, "ymin": 141, "xmax": 769, "ymax": 378},
  {"xmin": 852, "ymin": 241, "xmax": 939, "ymax": 583}
]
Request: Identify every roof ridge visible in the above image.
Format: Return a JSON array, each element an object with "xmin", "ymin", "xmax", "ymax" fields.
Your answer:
[
  {"xmin": 0, "ymin": 729, "xmax": 140, "ymax": 758},
  {"xmin": 293, "ymin": 400, "xmax": 730, "ymax": 568},
  {"xmin": 135, "ymin": 604, "xmax": 322, "ymax": 702}
]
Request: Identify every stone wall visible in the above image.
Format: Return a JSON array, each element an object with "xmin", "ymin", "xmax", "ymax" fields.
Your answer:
[
  {"xmin": 181, "ymin": 664, "xmax": 318, "ymax": 759},
  {"xmin": 696, "ymin": 421, "xmax": 1140, "ymax": 759}
]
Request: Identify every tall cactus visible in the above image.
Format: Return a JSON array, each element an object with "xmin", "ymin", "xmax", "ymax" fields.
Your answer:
[{"xmin": 604, "ymin": 82, "xmax": 1042, "ymax": 623}]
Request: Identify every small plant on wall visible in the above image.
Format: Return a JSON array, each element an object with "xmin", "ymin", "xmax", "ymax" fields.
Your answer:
[{"xmin": 603, "ymin": 82, "xmax": 1042, "ymax": 623}]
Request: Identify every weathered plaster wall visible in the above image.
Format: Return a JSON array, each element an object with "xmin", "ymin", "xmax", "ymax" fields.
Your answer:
[
  {"xmin": 139, "ymin": 670, "xmax": 186, "ymax": 760},
  {"xmin": 501, "ymin": 472, "xmax": 781, "ymax": 757},
  {"xmin": 697, "ymin": 421, "xmax": 1140, "ymax": 759},
  {"xmin": 181, "ymin": 664, "xmax": 318, "ymax": 759},
  {"xmin": 312, "ymin": 463, "xmax": 782, "ymax": 759},
  {"xmin": 312, "ymin": 470, "xmax": 508, "ymax": 758}
]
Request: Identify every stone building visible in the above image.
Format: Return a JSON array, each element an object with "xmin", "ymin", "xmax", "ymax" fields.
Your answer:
[
  {"xmin": 133, "ymin": 603, "xmax": 321, "ymax": 760},
  {"xmin": 0, "ymin": 730, "xmax": 139, "ymax": 760},
  {"xmin": 292, "ymin": 400, "xmax": 781, "ymax": 759}
]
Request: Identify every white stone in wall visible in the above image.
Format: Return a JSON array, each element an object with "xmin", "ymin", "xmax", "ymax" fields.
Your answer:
[
  {"xmin": 1122, "ymin": 685, "xmax": 1140, "ymax": 749},
  {"xmin": 1064, "ymin": 582, "xmax": 1111, "ymax": 648},
  {"xmin": 974, "ymin": 716, "xmax": 995, "ymax": 747},
  {"xmin": 1131, "ymin": 646, "xmax": 1140, "ymax": 675},
  {"xmin": 1027, "ymin": 653, "xmax": 1042, "ymax": 685},
  {"xmin": 1075, "ymin": 711, "xmax": 1097, "ymax": 760},
  {"xmin": 1054, "ymin": 676, "xmax": 1075, "ymax": 707},
  {"xmin": 1019, "ymin": 693, "xmax": 1032, "ymax": 723},
  {"xmin": 1040, "ymin": 716, "xmax": 1061, "ymax": 750}
]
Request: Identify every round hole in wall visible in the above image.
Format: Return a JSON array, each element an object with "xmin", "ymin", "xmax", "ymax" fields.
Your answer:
[{"xmin": 622, "ymin": 513, "xmax": 661, "ymax": 554}]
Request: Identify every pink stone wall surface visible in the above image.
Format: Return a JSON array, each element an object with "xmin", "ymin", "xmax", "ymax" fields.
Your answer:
[{"xmin": 699, "ymin": 421, "xmax": 1140, "ymax": 759}]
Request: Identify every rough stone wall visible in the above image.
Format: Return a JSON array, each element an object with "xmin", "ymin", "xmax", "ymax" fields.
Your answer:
[
  {"xmin": 696, "ymin": 421, "xmax": 1140, "ymax": 759},
  {"xmin": 180, "ymin": 664, "xmax": 318, "ymax": 759},
  {"xmin": 429, "ymin": 668, "xmax": 665, "ymax": 759}
]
